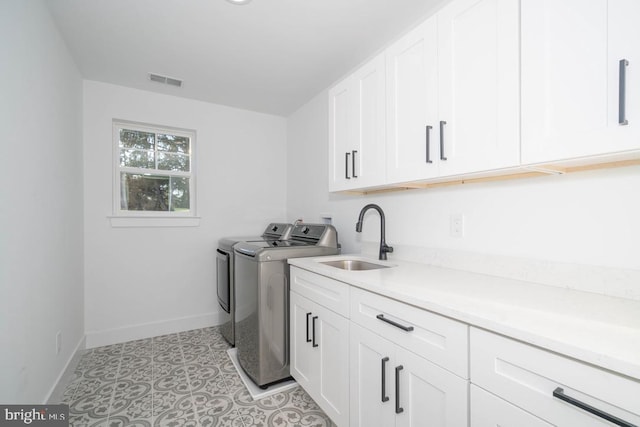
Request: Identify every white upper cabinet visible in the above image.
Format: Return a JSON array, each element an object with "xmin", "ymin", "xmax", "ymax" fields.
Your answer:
[
  {"xmin": 328, "ymin": 80, "xmax": 352, "ymax": 192},
  {"xmin": 329, "ymin": 54, "xmax": 386, "ymax": 191},
  {"xmin": 521, "ymin": 0, "xmax": 640, "ymax": 164},
  {"xmin": 386, "ymin": 17, "xmax": 439, "ymax": 183},
  {"xmin": 437, "ymin": 0, "xmax": 520, "ymax": 176},
  {"xmin": 354, "ymin": 55, "xmax": 387, "ymax": 188},
  {"xmin": 330, "ymin": 0, "xmax": 640, "ymax": 193},
  {"xmin": 386, "ymin": 0, "xmax": 520, "ymax": 184}
]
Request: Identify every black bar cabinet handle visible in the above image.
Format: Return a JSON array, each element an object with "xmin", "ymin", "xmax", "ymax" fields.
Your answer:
[
  {"xmin": 553, "ymin": 387, "xmax": 637, "ymax": 427},
  {"xmin": 426, "ymin": 125, "xmax": 433, "ymax": 164},
  {"xmin": 376, "ymin": 314, "xmax": 414, "ymax": 332},
  {"xmin": 352, "ymin": 150, "xmax": 358, "ymax": 178},
  {"xmin": 619, "ymin": 59, "xmax": 629, "ymax": 125},
  {"xmin": 395, "ymin": 365, "xmax": 404, "ymax": 414},
  {"xmin": 305, "ymin": 312, "xmax": 312, "ymax": 343},
  {"xmin": 439, "ymin": 120, "xmax": 447, "ymax": 160},
  {"xmin": 312, "ymin": 316, "xmax": 318, "ymax": 347},
  {"xmin": 381, "ymin": 357, "xmax": 390, "ymax": 402},
  {"xmin": 345, "ymin": 152, "xmax": 351, "ymax": 179}
]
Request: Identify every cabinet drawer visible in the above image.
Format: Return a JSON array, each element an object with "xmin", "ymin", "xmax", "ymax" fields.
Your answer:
[
  {"xmin": 470, "ymin": 328, "xmax": 640, "ymax": 427},
  {"xmin": 290, "ymin": 266, "xmax": 350, "ymax": 317},
  {"xmin": 471, "ymin": 385, "xmax": 552, "ymax": 427},
  {"xmin": 350, "ymin": 286, "xmax": 468, "ymax": 378}
]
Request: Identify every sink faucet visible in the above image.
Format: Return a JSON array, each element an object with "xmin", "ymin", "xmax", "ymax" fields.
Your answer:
[{"xmin": 356, "ymin": 204, "xmax": 394, "ymax": 260}]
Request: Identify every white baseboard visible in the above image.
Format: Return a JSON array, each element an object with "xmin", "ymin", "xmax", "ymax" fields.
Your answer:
[
  {"xmin": 45, "ymin": 335, "xmax": 86, "ymax": 404},
  {"xmin": 84, "ymin": 312, "xmax": 223, "ymax": 349}
]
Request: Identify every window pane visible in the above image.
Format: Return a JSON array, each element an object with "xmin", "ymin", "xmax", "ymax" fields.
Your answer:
[
  {"xmin": 170, "ymin": 177, "xmax": 190, "ymax": 211},
  {"xmin": 157, "ymin": 134, "xmax": 190, "ymax": 153},
  {"xmin": 120, "ymin": 173, "xmax": 190, "ymax": 212},
  {"xmin": 120, "ymin": 173, "xmax": 169, "ymax": 211},
  {"xmin": 120, "ymin": 129, "xmax": 154, "ymax": 150},
  {"xmin": 158, "ymin": 152, "xmax": 190, "ymax": 171},
  {"xmin": 120, "ymin": 149, "xmax": 154, "ymax": 168}
]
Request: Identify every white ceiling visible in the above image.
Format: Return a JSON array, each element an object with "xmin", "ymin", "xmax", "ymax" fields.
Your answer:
[{"xmin": 46, "ymin": 0, "xmax": 444, "ymax": 117}]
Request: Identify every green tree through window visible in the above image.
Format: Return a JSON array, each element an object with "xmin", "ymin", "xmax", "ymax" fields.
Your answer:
[{"xmin": 114, "ymin": 122, "xmax": 195, "ymax": 214}]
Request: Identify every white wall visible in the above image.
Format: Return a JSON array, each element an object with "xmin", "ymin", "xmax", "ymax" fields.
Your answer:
[
  {"xmin": 83, "ymin": 81, "xmax": 287, "ymax": 347},
  {"xmin": 286, "ymin": 91, "xmax": 640, "ymax": 297},
  {"xmin": 0, "ymin": 0, "xmax": 84, "ymax": 403}
]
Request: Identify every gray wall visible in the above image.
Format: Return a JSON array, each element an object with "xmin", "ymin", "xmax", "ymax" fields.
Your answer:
[{"xmin": 0, "ymin": 0, "xmax": 84, "ymax": 403}]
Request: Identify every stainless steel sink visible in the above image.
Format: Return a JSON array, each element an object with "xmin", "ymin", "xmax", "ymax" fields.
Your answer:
[{"xmin": 320, "ymin": 259, "xmax": 391, "ymax": 271}]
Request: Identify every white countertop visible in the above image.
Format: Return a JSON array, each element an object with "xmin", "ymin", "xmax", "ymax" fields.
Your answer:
[{"xmin": 288, "ymin": 254, "xmax": 640, "ymax": 380}]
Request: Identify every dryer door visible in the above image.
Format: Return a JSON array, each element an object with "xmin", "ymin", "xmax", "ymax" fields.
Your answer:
[{"xmin": 216, "ymin": 249, "xmax": 230, "ymax": 313}]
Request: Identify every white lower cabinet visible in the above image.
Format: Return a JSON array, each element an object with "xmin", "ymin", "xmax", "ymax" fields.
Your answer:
[
  {"xmin": 350, "ymin": 286, "xmax": 468, "ymax": 378},
  {"xmin": 470, "ymin": 327, "xmax": 640, "ymax": 427},
  {"xmin": 290, "ymin": 267, "xmax": 470, "ymax": 427},
  {"xmin": 290, "ymin": 288, "xmax": 349, "ymax": 426},
  {"xmin": 470, "ymin": 385, "xmax": 552, "ymax": 427},
  {"xmin": 349, "ymin": 286, "xmax": 469, "ymax": 427},
  {"xmin": 350, "ymin": 323, "xmax": 397, "ymax": 427},
  {"xmin": 350, "ymin": 323, "xmax": 468, "ymax": 427},
  {"xmin": 291, "ymin": 267, "xmax": 640, "ymax": 427},
  {"xmin": 290, "ymin": 291, "xmax": 317, "ymax": 391}
]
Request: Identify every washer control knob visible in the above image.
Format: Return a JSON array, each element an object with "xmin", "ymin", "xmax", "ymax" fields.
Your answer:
[
  {"xmin": 271, "ymin": 225, "xmax": 278, "ymax": 232},
  {"xmin": 302, "ymin": 226, "xmax": 310, "ymax": 234}
]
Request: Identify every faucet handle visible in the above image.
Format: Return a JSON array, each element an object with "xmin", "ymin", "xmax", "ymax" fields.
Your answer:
[{"xmin": 379, "ymin": 243, "xmax": 393, "ymax": 261}]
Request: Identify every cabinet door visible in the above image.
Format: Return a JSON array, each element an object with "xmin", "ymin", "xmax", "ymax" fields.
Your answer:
[
  {"xmin": 607, "ymin": 0, "xmax": 640, "ymax": 151},
  {"xmin": 386, "ymin": 17, "xmax": 439, "ymax": 184},
  {"xmin": 470, "ymin": 385, "xmax": 552, "ymax": 427},
  {"xmin": 438, "ymin": 0, "xmax": 520, "ymax": 176},
  {"xmin": 350, "ymin": 54, "xmax": 386, "ymax": 189},
  {"xmin": 395, "ymin": 347, "xmax": 468, "ymax": 427},
  {"xmin": 328, "ymin": 76, "xmax": 355, "ymax": 191},
  {"xmin": 350, "ymin": 323, "xmax": 396, "ymax": 427},
  {"xmin": 290, "ymin": 292, "xmax": 318, "ymax": 391},
  {"xmin": 329, "ymin": 55, "xmax": 386, "ymax": 192},
  {"xmin": 316, "ymin": 304, "xmax": 350, "ymax": 427},
  {"xmin": 521, "ymin": 0, "xmax": 640, "ymax": 164}
]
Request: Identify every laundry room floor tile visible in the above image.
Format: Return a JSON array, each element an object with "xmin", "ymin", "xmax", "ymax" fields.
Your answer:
[{"xmin": 59, "ymin": 326, "xmax": 335, "ymax": 427}]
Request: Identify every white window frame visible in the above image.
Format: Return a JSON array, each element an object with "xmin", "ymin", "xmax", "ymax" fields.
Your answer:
[{"xmin": 112, "ymin": 120, "xmax": 197, "ymax": 222}]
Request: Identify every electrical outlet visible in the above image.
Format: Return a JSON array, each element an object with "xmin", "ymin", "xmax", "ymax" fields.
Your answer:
[
  {"xmin": 56, "ymin": 331, "xmax": 62, "ymax": 355},
  {"xmin": 450, "ymin": 213, "xmax": 465, "ymax": 237}
]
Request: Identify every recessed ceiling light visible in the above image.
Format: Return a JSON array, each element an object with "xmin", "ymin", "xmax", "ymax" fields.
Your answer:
[{"xmin": 226, "ymin": 0, "xmax": 252, "ymax": 5}]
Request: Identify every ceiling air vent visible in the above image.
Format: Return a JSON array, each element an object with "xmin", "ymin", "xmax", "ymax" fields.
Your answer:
[{"xmin": 148, "ymin": 73, "xmax": 183, "ymax": 88}]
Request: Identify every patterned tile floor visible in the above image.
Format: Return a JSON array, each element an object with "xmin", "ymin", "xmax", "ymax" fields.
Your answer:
[{"xmin": 59, "ymin": 326, "xmax": 334, "ymax": 426}]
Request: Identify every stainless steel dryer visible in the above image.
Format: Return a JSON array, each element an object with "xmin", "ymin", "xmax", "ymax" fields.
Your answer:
[
  {"xmin": 216, "ymin": 223, "xmax": 292, "ymax": 346},
  {"xmin": 233, "ymin": 224, "xmax": 339, "ymax": 387}
]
